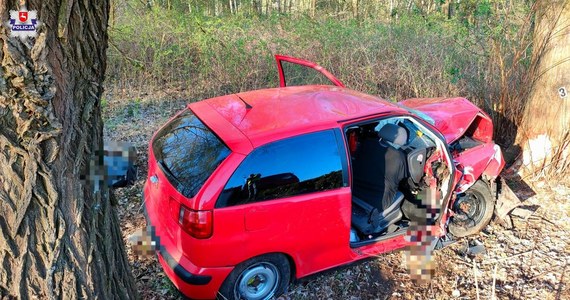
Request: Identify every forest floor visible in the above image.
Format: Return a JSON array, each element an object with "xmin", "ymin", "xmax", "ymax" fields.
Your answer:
[{"xmin": 103, "ymin": 93, "xmax": 569, "ymax": 300}]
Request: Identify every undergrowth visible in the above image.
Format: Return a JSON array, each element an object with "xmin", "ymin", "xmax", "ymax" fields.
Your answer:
[{"xmin": 105, "ymin": 1, "xmax": 534, "ymax": 149}]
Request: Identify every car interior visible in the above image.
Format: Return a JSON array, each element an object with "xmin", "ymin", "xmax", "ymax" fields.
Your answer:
[{"xmin": 346, "ymin": 117, "xmax": 445, "ymax": 245}]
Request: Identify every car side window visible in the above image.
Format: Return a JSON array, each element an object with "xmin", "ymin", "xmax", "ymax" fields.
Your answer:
[{"xmin": 216, "ymin": 130, "xmax": 344, "ymax": 208}]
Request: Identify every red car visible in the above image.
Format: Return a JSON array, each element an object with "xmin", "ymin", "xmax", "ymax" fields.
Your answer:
[{"xmin": 143, "ymin": 55, "xmax": 505, "ymax": 299}]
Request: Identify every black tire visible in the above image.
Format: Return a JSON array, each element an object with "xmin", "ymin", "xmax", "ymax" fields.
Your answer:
[
  {"xmin": 217, "ymin": 254, "xmax": 291, "ymax": 300},
  {"xmin": 448, "ymin": 180, "xmax": 495, "ymax": 238}
]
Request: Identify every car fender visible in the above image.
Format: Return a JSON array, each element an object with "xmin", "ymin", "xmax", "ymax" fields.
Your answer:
[
  {"xmin": 454, "ymin": 143, "xmax": 503, "ymax": 193},
  {"xmin": 482, "ymin": 144, "xmax": 505, "ymax": 179}
]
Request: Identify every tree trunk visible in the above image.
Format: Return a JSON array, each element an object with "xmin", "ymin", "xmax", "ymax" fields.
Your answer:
[
  {"xmin": 517, "ymin": 0, "xmax": 570, "ymax": 176},
  {"xmin": 0, "ymin": 0, "xmax": 138, "ymax": 299}
]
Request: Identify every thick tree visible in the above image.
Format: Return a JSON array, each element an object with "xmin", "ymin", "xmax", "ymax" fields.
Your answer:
[
  {"xmin": 0, "ymin": 0, "xmax": 137, "ymax": 299},
  {"xmin": 517, "ymin": 0, "xmax": 570, "ymax": 176}
]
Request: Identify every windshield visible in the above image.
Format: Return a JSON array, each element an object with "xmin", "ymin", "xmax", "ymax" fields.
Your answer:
[{"xmin": 152, "ymin": 109, "xmax": 230, "ymax": 198}]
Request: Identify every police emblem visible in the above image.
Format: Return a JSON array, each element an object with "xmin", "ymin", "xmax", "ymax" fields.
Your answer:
[{"xmin": 6, "ymin": 6, "xmax": 39, "ymax": 39}]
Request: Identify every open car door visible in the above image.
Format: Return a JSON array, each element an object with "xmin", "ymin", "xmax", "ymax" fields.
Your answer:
[{"xmin": 275, "ymin": 55, "xmax": 345, "ymax": 88}]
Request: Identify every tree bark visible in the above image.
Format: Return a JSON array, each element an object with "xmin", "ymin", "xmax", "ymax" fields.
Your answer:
[
  {"xmin": 0, "ymin": 0, "xmax": 138, "ymax": 299},
  {"xmin": 517, "ymin": 0, "xmax": 570, "ymax": 176}
]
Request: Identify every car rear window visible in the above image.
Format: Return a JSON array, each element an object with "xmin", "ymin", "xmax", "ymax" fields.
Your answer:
[{"xmin": 152, "ymin": 109, "xmax": 230, "ymax": 198}]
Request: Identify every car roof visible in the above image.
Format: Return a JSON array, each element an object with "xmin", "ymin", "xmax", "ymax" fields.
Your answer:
[{"xmin": 190, "ymin": 85, "xmax": 406, "ymax": 150}]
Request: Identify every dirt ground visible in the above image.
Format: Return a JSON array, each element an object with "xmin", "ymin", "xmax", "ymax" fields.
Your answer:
[{"xmin": 104, "ymin": 94, "xmax": 569, "ymax": 300}]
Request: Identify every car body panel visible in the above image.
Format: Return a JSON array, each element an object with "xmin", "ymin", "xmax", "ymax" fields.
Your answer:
[
  {"xmin": 237, "ymin": 188, "xmax": 353, "ymax": 278},
  {"xmin": 145, "ymin": 177, "xmax": 232, "ymax": 299},
  {"xmin": 482, "ymin": 144, "xmax": 505, "ymax": 178},
  {"xmin": 201, "ymin": 85, "xmax": 406, "ymax": 148},
  {"xmin": 454, "ymin": 143, "xmax": 504, "ymax": 193},
  {"xmin": 398, "ymin": 97, "xmax": 491, "ymax": 144},
  {"xmin": 399, "ymin": 97, "xmax": 504, "ymax": 193},
  {"xmin": 189, "ymin": 98, "xmax": 253, "ymax": 155},
  {"xmin": 191, "ymin": 152, "xmax": 246, "ymax": 211}
]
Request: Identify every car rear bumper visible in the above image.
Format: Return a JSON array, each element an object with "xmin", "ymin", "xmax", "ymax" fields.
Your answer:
[
  {"xmin": 157, "ymin": 247, "xmax": 212, "ymax": 285},
  {"xmin": 154, "ymin": 248, "xmax": 232, "ymax": 299},
  {"xmin": 143, "ymin": 183, "xmax": 233, "ymax": 299}
]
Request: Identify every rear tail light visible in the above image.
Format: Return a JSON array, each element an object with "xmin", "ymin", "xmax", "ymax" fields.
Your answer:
[{"xmin": 178, "ymin": 205, "xmax": 213, "ymax": 239}]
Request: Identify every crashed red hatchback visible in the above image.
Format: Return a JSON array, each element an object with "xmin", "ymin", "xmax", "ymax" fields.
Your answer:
[{"xmin": 143, "ymin": 55, "xmax": 505, "ymax": 299}]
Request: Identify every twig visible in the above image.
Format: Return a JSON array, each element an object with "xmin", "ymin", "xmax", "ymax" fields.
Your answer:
[
  {"xmin": 491, "ymin": 264, "xmax": 497, "ymax": 300},
  {"xmin": 481, "ymin": 250, "xmax": 533, "ymax": 265},
  {"xmin": 454, "ymin": 258, "xmax": 473, "ymax": 267},
  {"xmin": 108, "ymin": 40, "xmax": 145, "ymax": 68},
  {"xmin": 528, "ymin": 268, "xmax": 561, "ymax": 281},
  {"xmin": 473, "ymin": 261, "xmax": 480, "ymax": 300}
]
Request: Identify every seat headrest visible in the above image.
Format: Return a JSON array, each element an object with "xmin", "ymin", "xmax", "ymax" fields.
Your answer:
[{"xmin": 378, "ymin": 124, "xmax": 408, "ymax": 147}]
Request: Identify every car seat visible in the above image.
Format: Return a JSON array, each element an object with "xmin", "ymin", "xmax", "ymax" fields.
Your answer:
[
  {"xmin": 351, "ymin": 123, "xmax": 408, "ymax": 235},
  {"xmin": 352, "ymin": 192, "xmax": 404, "ymax": 235}
]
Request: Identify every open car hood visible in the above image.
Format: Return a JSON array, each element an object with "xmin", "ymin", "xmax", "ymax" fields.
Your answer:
[{"xmin": 398, "ymin": 97, "xmax": 488, "ymax": 144}]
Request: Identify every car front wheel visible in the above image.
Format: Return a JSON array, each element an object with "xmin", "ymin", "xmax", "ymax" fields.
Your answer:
[
  {"xmin": 218, "ymin": 254, "xmax": 291, "ymax": 300},
  {"xmin": 448, "ymin": 180, "xmax": 495, "ymax": 238}
]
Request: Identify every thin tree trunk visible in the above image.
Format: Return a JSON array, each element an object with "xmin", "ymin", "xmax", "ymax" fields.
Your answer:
[
  {"xmin": 253, "ymin": 0, "xmax": 261, "ymax": 14},
  {"xmin": 447, "ymin": 1, "xmax": 454, "ymax": 19},
  {"xmin": 353, "ymin": 0, "xmax": 359, "ymax": 18},
  {"xmin": 311, "ymin": 0, "xmax": 316, "ymax": 17},
  {"xmin": 517, "ymin": 0, "xmax": 570, "ymax": 176},
  {"xmin": 0, "ymin": 0, "xmax": 138, "ymax": 299}
]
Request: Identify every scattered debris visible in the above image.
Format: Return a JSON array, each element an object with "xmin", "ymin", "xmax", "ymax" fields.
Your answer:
[
  {"xmin": 462, "ymin": 239, "xmax": 486, "ymax": 257},
  {"xmin": 510, "ymin": 206, "xmax": 539, "ymax": 220},
  {"xmin": 494, "ymin": 177, "xmax": 523, "ymax": 228},
  {"xmin": 451, "ymin": 289, "xmax": 460, "ymax": 297}
]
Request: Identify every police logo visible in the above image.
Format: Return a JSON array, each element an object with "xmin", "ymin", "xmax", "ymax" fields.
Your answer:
[{"xmin": 6, "ymin": 6, "xmax": 39, "ymax": 39}]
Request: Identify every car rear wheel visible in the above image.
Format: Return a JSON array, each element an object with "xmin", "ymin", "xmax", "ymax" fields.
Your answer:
[
  {"xmin": 218, "ymin": 254, "xmax": 291, "ymax": 300},
  {"xmin": 448, "ymin": 180, "xmax": 495, "ymax": 238}
]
